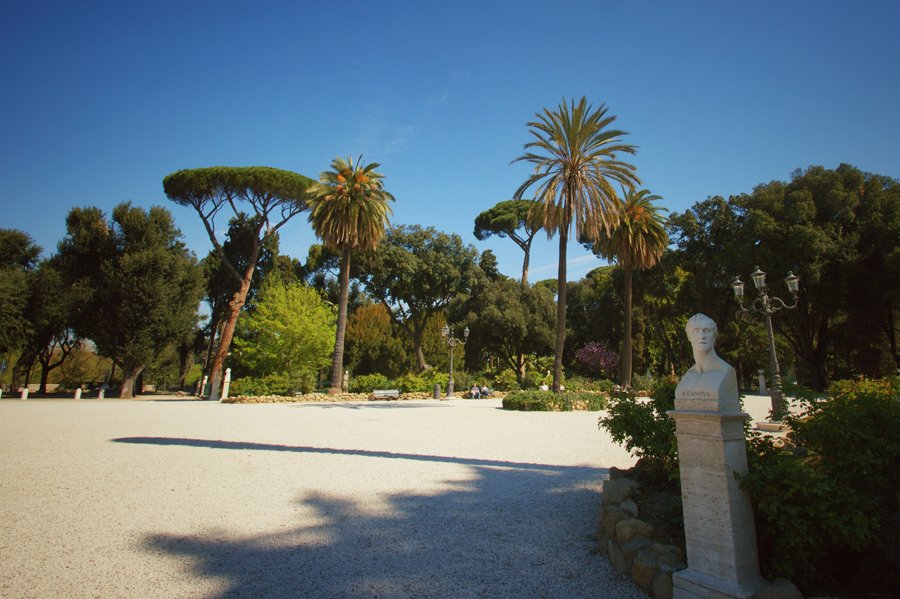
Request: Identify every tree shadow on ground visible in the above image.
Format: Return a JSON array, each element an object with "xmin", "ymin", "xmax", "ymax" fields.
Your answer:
[{"xmin": 114, "ymin": 437, "xmax": 641, "ymax": 598}]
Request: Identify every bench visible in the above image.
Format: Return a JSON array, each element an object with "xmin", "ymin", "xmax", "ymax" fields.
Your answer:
[{"xmin": 371, "ymin": 389, "xmax": 401, "ymax": 401}]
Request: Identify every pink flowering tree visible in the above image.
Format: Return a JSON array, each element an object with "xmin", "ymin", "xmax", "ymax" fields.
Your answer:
[{"xmin": 575, "ymin": 341, "xmax": 620, "ymax": 379}]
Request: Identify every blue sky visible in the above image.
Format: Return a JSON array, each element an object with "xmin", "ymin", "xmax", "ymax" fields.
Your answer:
[{"xmin": 2, "ymin": 0, "xmax": 898, "ymax": 282}]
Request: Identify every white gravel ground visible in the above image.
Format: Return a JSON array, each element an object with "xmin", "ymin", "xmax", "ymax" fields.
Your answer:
[{"xmin": 0, "ymin": 397, "xmax": 646, "ymax": 598}]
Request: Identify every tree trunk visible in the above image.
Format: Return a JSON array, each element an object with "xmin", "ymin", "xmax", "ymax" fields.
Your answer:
[
  {"xmin": 208, "ymin": 279, "xmax": 252, "ymax": 401},
  {"xmin": 885, "ymin": 303, "xmax": 898, "ymax": 369},
  {"xmin": 38, "ymin": 362, "xmax": 50, "ymax": 394},
  {"xmin": 176, "ymin": 334, "xmax": 197, "ymax": 391},
  {"xmin": 622, "ymin": 262, "xmax": 633, "ymax": 388},
  {"xmin": 516, "ymin": 350, "xmax": 526, "ymax": 385},
  {"xmin": 521, "ymin": 248, "xmax": 530, "ymax": 287},
  {"xmin": 11, "ymin": 351, "xmax": 35, "ymax": 392},
  {"xmin": 203, "ymin": 314, "xmax": 220, "ymax": 381},
  {"xmin": 328, "ymin": 246, "xmax": 352, "ymax": 395},
  {"xmin": 414, "ymin": 342, "xmax": 428, "ymax": 372},
  {"xmin": 119, "ymin": 366, "xmax": 144, "ymax": 399},
  {"xmin": 553, "ymin": 231, "xmax": 567, "ymax": 393}
]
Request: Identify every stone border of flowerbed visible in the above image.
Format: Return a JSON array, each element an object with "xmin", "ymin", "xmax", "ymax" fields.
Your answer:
[
  {"xmin": 597, "ymin": 476, "xmax": 686, "ymax": 598},
  {"xmin": 598, "ymin": 474, "xmax": 807, "ymax": 599},
  {"xmin": 222, "ymin": 391, "xmax": 508, "ymax": 404}
]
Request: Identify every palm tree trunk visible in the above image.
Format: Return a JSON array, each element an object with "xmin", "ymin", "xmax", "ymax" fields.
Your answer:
[
  {"xmin": 553, "ymin": 230, "xmax": 567, "ymax": 393},
  {"xmin": 622, "ymin": 262, "xmax": 633, "ymax": 388},
  {"xmin": 328, "ymin": 246, "xmax": 352, "ymax": 394}
]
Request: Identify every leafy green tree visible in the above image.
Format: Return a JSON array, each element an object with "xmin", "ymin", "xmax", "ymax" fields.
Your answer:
[
  {"xmin": 200, "ymin": 216, "xmax": 281, "ymax": 378},
  {"xmin": 738, "ymin": 165, "xmax": 899, "ymax": 387},
  {"xmin": 344, "ymin": 303, "xmax": 409, "ymax": 377},
  {"xmin": 843, "ymin": 169, "xmax": 900, "ymax": 374},
  {"xmin": 589, "ymin": 189, "xmax": 668, "ymax": 387},
  {"xmin": 667, "ymin": 164, "xmax": 900, "ymax": 389},
  {"xmin": 14, "ymin": 260, "xmax": 81, "ymax": 393},
  {"xmin": 474, "ymin": 200, "xmax": 542, "ymax": 285},
  {"xmin": 451, "ymin": 277, "xmax": 555, "ymax": 384},
  {"xmin": 565, "ymin": 266, "xmax": 622, "ymax": 368},
  {"xmin": 635, "ymin": 255, "xmax": 691, "ymax": 376},
  {"xmin": 513, "ymin": 96, "xmax": 639, "ymax": 392},
  {"xmin": 0, "ymin": 229, "xmax": 40, "ymax": 270},
  {"xmin": 478, "ymin": 249, "xmax": 503, "ymax": 282},
  {"xmin": 163, "ymin": 166, "xmax": 313, "ymax": 400},
  {"xmin": 0, "ymin": 230, "xmax": 40, "ymax": 358},
  {"xmin": 307, "ymin": 156, "xmax": 394, "ymax": 394},
  {"xmin": 232, "ymin": 275, "xmax": 335, "ymax": 389},
  {"xmin": 57, "ymin": 203, "xmax": 204, "ymax": 398},
  {"xmin": 355, "ymin": 225, "xmax": 480, "ymax": 371}
]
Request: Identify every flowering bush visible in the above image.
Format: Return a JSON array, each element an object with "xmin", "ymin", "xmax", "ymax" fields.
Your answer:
[{"xmin": 575, "ymin": 341, "xmax": 619, "ymax": 378}]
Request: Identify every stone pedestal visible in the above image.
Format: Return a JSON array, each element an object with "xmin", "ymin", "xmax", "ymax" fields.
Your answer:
[
  {"xmin": 669, "ymin": 368, "xmax": 765, "ymax": 598},
  {"xmin": 221, "ymin": 368, "xmax": 232, "ymax": 401}
]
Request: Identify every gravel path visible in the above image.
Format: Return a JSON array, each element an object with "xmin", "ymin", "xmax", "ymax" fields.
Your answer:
[{"xmin": 0, "ymin": 398, "xmax": 644, "ymax": 598}]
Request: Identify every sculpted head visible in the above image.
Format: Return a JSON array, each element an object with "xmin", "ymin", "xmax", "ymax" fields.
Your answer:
[{"xmin": 685, "ymin": 313, "xmax": 717, "ymax": 354}]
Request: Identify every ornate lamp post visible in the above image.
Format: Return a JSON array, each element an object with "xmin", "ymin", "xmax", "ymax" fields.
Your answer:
[
  {"xmin": 441, "ymin": 324, "xmax": 469, "ymax": 398},
  {"xmin": 730, "ymin": 267, "xmax": 800, "ymax": 420}
]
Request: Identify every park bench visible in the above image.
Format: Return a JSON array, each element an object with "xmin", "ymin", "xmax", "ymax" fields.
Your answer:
[{"xmin": 371, "ymin": 389, "xmax": 401, "ymax": 400}]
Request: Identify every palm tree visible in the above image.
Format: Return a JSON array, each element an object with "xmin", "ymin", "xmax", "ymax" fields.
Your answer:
[
  {"xmin": 592, "ymin": 188, "xmax": 668, "ymax": 387},
  {"xmin": 308, "ymin": 156, "xmax": 394, "ymax": 394},
  {"xmin": 513, "ymin": 97, "xmax": 639, "ymax": 392}
]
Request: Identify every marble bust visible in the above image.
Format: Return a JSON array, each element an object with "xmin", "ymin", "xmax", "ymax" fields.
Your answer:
[{"xmin": 675, "ymin": 313, "xmax": 740, "ymax": 412}]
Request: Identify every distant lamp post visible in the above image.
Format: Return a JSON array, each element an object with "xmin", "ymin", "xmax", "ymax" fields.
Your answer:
[
  {"xmin": 441, "ymin": 325, "xmax": 469, "ymax": 398},
  {"xmin": 730, "ymin": 267, "xmax": 800, "ymax": 420}
]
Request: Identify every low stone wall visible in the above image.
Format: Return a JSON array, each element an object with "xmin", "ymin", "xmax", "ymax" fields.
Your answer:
[
  {"xmin": 598, "ymin": 476, "xmax": 806, "ymax": 599},
  {"xmin": 597, "ymin": 477, "xmax": 686, "ymax": 599},
  {"xmin": 223, "ymin": 391, "xmax": 507, "ymax": 404}
]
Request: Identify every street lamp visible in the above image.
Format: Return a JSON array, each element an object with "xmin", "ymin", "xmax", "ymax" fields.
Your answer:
[
  {"xmin": 441, "ymin": 324, "xmax": 469, "ymax": 398},
  {"xmin": 730, "ymin": 267, "xmax": 800, "ymax": 420}
]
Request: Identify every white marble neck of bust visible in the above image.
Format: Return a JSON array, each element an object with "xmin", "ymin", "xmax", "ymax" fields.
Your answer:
[{"xmin": 691, "ymin": 347, "xmax": 727, "ymax": 374}]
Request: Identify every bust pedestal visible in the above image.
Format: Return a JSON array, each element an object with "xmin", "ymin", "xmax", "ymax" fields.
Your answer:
[{"xmin": 668, "ymin": 366, "xmax": 765, "ymax": 598}]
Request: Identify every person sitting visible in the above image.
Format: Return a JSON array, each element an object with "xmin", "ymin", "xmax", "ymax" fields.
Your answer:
[
  {"xmin": 470, "ymin": 384, "xmax": 480, "ymax": 399},
  {"xmin": 480, "ymin": 384, "xmax": 490, "ymax": 398}
]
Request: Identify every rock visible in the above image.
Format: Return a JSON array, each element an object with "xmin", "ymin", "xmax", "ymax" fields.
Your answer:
[
  {"xmin": 756, "ymin": 578, "xmax": 803, "ymax": 599},
  {"xmin": 650, "ymin": 543, "xmax": 685, "ymax": 569},
  {"xmin": 632, "ymin": 547, "xmax": 660, "ymax": 591},
  {"xmin": 602, "ymin": 478, "xmax": 639, "ymax": 504},
  {"xmin": 600, "ymin": 507, "xmax": 629, "ymax": 538},
  {"xmin": 616, "ymin": 518, "xmax": 655, "ymax": 544},
  {"xmin": 608, "ymin": 540, "xmax": 628, "ymax": 574},
  {"xmin": 620, "ymin": 498, "xmax": 639, "ymax": 517},
  {"xmin": 621, "ymin": 536, "xmax": 653, "ymax": 570},
  {"xmin": 651, "ymin": 569, "xmax": 674, "ymax": 599},
  {"xmin": 609, "ymin": 466, "xmax": 629, "ymax": 479}
]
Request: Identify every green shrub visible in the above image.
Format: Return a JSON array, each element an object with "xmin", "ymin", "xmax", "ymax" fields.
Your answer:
[
  {"xmin": 493, "ymin": 368, "xmax": 519, "ymax": 391},
  {"xmin": 349, "ymin": 373, "xmax": 392, "ymax": 393},
  {"xmin": 502, "ymin": 390, "xmax": 607, "ymax": 411},
  {"xmin": 740, "ymin": 377, "xmax": 900, "ymax": 594},
  {"xmin": 631, "ymin": 372, "xmax": 657, "ymax": 394},
  {"xmin": 598, "ymin": 375, "xmax": 678, "ymax": 479},
  {"xmin": 425, "ymin": 369, "xmax": 450, "ymax": 391},
  {"xmin": 565, "ymin": 375, "xmax": 616, "ymax": 393},
  {"xmin": 229, "ymin": 372, "xmax": 313, "ymax": 396}
]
